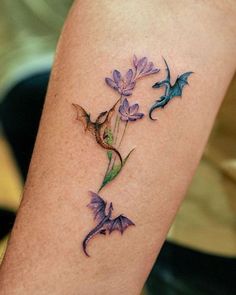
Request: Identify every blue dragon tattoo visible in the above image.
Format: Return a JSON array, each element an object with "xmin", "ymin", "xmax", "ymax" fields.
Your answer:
[{"xmin": 149, "ymin": 58, "xmax": 193, "ymax": 120}]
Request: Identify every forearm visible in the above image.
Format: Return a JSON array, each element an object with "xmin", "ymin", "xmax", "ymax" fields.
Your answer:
[{"xmin": 0, "ymin": 1, "xmax": 235, "ymax": 294}]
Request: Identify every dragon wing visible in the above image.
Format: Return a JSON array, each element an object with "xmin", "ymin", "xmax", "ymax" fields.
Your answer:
[
  {"xmin": 97, "ymin": 98, "xmax": 120, "ymax": 128},
  {"xmin": 87, "ymin": 191, "xmax": 107, "ymax": 222},
  {"xmin": 163, "ymin": 58, "xmax": 171, "ymax": 96},
  {"xmin": 108, "ymin": 214, "xmax": 135, "ymax": 234},
  {"xmin": 72, "ymin": 103, "xmax": 95, "ymax": 134},
  {"xmin": 151, "ymin": 58, "xmax": 170, "ymax": 96},
  {"xmin": 95, "ymin": 99, "xmax": 118, "ymax": 141},
  {"xmin": 172, "ymin": 71, "xmax": 193, "ymax": 97},
  {"xmin": 94, "ymin": 99, "xmax": 123, "ymax": 163},
  {"xmin": 163, "ymin": 58, "xmax": 170, "ymax": 82}
]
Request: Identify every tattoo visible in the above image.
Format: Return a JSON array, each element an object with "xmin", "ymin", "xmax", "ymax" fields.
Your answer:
[
  {"xmin": 83, "ymin": 191, "xmax": 135, "ymax": 257},
  {"xmin": 72, "ymin": 55, "xmax": 193, "ymax": 256},
  {"xmin": 73, "ymin": 99, "xmax": 123, "ymax": 163},
  {"xmin": 149, "ymin": 58, "xmax": 193, "ymax": 120}
]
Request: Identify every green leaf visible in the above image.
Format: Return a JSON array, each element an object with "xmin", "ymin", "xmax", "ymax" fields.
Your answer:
[
  {"xmin": 104, "ymin": 128, "xmax": 113, "ymax": 145},
  {"xmin": 122, "ymin": 148, "xmax": 135, "ymax": 166},
  {"xmin": 105, "ymin": 129, "xmax": 114, "ymax": 161},
  {"xmin": 100, "ymin": 164, "xmax": 122, "ymax": 190},
  {"xmin": 99, "ymin": 148, "xmax": 135, "ymax": 191},
  {"xmin": 107, "ymin": 150, "xmax": 113, "ymax": 161}
]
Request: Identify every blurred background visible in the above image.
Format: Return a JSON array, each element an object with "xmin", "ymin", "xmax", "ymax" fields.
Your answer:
[{"xmin": 0, "ymin": 1, "xmax": 235, "ymax": 294}]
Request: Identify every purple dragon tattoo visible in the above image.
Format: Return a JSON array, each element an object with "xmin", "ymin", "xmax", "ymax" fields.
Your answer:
[
  {"xmin": 72, "ymin": 55, "xmax": 193, "ymax": 257},
  {"xmin": 83, "ymin": 192, "xmax": 135, "ymax": 257}
]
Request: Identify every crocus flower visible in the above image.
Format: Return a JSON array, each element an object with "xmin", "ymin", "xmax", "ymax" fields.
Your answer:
[
  {"xmin": 105, "ymin": 55, "xmax": 159, "ymax": 97},
  {"xmin": 133, "ymin": 55, "xmax": 160, "ymax": 79},
  {"xmin": 105, "ymin": 69, "xmax": 136, "ymax": 96},
  {"xmin": 119, "ymin": 98, "xmax": 144, "ymax": 122}
]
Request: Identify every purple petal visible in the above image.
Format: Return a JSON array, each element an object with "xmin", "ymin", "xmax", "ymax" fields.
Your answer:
[
  {"xmin": 125, "ymin": 81, "xmax": 136, "ymax": 91},
  {"xmin": 113, "ymin": 70, "xmax": 121, "ymax": 84},
  {"xmin": 137, "ymin": 57, "xmax": 147, "ymax": 74},
  {"xmin": 129, "ymin": 103, "xmax": 139, "ymax": 115},
  {"xmin": 135, "ymin": 112, "xmax": 144, "ymax": 119},
  {"xmin": 128, "ymin": 117, "xmax": 137, "ymax": 121},
  {"xmin": 139, "ymin": 67, "xmax": 160, "ymax": 78},
  {"xmin": 133, "ymin": 55, "xmax": 138, "ymax": 67},
  {"xmin": 122, "ymin": 90, "xmax": 133, "ymax": 96},
  {"xmin": 120, "ymin": 114, "xmax": 129, "ymax": 121},
  {"xmin": 126, "ymin": 69, "xmax": 133, "ymax": 84},
  {"xmin": 145, "ymin": 62, "xmax": 154, "ymax": 73},
  {"xmin": 119, "ymin": 103, "xmax": 129, "ymax": 120},
  {"xmin": 118, "ymin": 105, "xmax": 126, "ymax": 115},
  {"xmin": 131, "ymin": 112, "xmax": 144, "ymax": 120},
  {"xmin": 151, "ymin": 68, "xmax": 160, "ymax": 74},
  {"xmin": 122, "ymin": 98, "xmax": 129, "ymax": 111},
  {"xmin": 105, "ymin": 77, "xmax": 118, "ymax": 89}
]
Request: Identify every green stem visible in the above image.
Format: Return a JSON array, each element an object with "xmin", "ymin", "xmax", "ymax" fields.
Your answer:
[
  {"xmin": 118, "ymin": 121, "xmax": 128, "ymax": 149},
  {"xmin": 111, "ymin": 120, "xmax": 128, "ymax": 168},
  {"xmin": 101, "ymin": 94, "xmax": 122, "ymax": 185},
  {"xmin": 114, "ymin": 118, "xmax": 120, "ymax": 145},
  {"xmin": 113, "ymin": 94, "xmax": 123, "ymax": 144},
  {"xmin": 113, "ymin": 115, "xmax": 119, "ymax": 138}
]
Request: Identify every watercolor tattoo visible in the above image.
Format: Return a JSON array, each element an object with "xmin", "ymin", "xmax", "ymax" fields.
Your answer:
[
  {"xmin": 83, "ymin": 191, "xmax": 135, "ymax": 257},
  {"xmin": 149, "ymin": 58, "xmax": 193, "ymax": 120},
  {"xmin": 73, "ymin": 56, "xmax": 193, "ymax": 256}
]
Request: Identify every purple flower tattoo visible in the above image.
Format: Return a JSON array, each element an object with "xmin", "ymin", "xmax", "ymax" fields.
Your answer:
[
  {"xmin": 133, "ymin": 55, "xmax": 160, "ymax": 79},
  {"xmin": 105, "ymin": 69, "xmax": 135, "ymax": 96},
  {"xmin": 119, "ymin": 98, "xmax": 144, "ymax": 122},
  {"xmin": 105, "ymin": 55, "xmax": 159, "ymax": 96}
]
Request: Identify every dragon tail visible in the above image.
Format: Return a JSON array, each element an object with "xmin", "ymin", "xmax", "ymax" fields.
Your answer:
[
  {"xmin": 149, "ymin": 102, "xmax": 159, "ymax": 120},
  {"xmin": 108, "ymin": 146, "xmax": 122, "ymax": 163},
  {"xmin": 149, "ymin": 97, "xmax": 170, "ymax": 120},
  {"xmin": 95, "ymin": 132, "xmax": 123, "ymax": 163},
  {"xmin": 82, "ymin": 223, "xmax": 105, "ymax": 257}
]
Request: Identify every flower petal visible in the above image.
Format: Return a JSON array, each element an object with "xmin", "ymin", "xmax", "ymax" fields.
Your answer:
[
  {"xmin": 122, "ymin": 90, "xmax": 133, "ymax": 96},
  {"xmin": 122, "ymin": 98, "xmax": 129, "ymax": 111},
  {"xmin": 131, "ymin": 112, "xmax": 144, "ymax": 120},
  {"xmin": 139, "ymin": 66, "xmax": 160, "ymax": 78},
  {"xmin": 135, "ymin": 112, "xmax": 144, "ymax": 119},
  {"xmin": 120, "ymin": 114, "xmax": 129, "ymax": 121},
  {"xmin": 126, "ymin": 69, "xmax": 133, "ymax": 84},
  {"xmin": 105, "ymin": 77, "xmax": 118, "ymax": 89},
  {"xmin": 133, "ymin": 55, "xmax": 138, "ymax": 68},
  {"xmin": 128, "ymin": 117, "xmax": 137, "ymax": 121},
  {"xmin": 125, "ymin": 81, "xmax": 136, "ymax": 91},
  {"xmin": 145, "ymin": 62, "xmax": 154, "ymax": 73},
  {"xmin": 118, "ymin": 104, "xmax": 126, "ymax": 115},
  {"xmin": 137, "ymin": 57, "xmax": 147, "ymax": 74},
  {"xmin": 151, "ymin": 68, "xmax": 160, "ymax": 74},
  {"xmin": 129, "ymin": 103, "xmax": 139, "ymax": 115},
  {"xmin": 113, "ymin": 70, "xmax": 121, "ymax": 84}
]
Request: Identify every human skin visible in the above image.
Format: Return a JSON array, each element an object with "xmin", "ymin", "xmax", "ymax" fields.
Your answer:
[{"xmin": 0, "ymin": 1, "xmax": 235, "ymax": 294}]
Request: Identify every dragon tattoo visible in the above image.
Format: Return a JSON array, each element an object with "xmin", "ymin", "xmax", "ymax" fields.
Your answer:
[
  {"xmin": 149, "ymin": 58, "xmax": 193, "ymax": 120},
  {"xmin": 83, "ymin": 191, "xmax": 135, "ymax": 257},
  {"xmin": 72, "ymin": 55, "xmax": 193, "ymax": 257}
]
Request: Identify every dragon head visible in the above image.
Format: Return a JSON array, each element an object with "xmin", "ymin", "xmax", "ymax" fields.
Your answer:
[{"xmin": 152, "ymin": 81, "xmax": 162, "ymax": 88}]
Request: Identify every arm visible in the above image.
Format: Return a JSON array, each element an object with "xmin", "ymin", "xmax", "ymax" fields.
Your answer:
[{"xmin": 0, "ymin": 1, "xmax": 235, "ymax": 294}]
